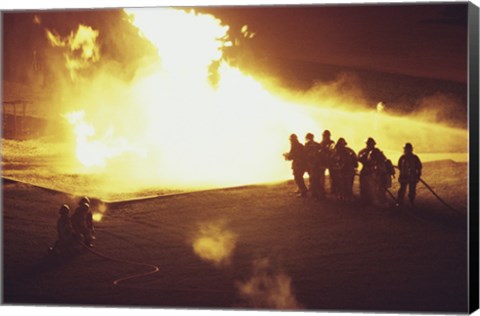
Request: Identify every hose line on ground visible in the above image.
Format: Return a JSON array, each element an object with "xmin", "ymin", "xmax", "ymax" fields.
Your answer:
[
  {"xmin": 392, "ymin": 165, "xmax": 464, "ymax": 216},
  {"xmin": 355, "ymin": 166, "xmax": 464, "ymax": 216},
  {"xmin": 81, "ymin": 243, "xmax": 160, "ymax": 286}
]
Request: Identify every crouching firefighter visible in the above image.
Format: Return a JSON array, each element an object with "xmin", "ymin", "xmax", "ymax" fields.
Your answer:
[
  {"xmin": 49, "ymin": 204, "xmax": 75, "ymax": 255},
  {"xmin": 71, "ymin": 197, "xmax": 95, "ymax": 248}
]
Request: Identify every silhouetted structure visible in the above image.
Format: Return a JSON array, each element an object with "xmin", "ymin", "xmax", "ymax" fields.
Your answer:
[{"xmin": 397, "ymin": 143, "xmax": 422, "ymax": 206}]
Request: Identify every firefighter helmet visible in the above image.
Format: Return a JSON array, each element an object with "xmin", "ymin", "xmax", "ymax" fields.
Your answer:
[
  {"xmin": 337, "ymin": 137, "xmax": 347, "ymax": 147},
  {"xmin": 366, "ymin": 137, "xmax": 376, "ymax": 146},
  {"xmin": 79, "ymin": 196, "xmax": 90, "ymax": 206},
  {"xmin": 59, "ymin": 204, "xmax": 70, "ymax": 215},
  {"xmin": 305, "ymin": 133, "xmax": 314, "ymax": 140}
]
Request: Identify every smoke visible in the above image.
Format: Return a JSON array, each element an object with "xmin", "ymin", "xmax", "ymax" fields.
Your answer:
[
  {"xmin": 236, "ymin": 258, "xmax": 303, "ymax": 310},
  {"xmin": 410, "ymin": 92, "xmax": 467, "ymax": 128},
  {"xmin": 270, "ymin": 70, "xmax": 468, "ymax": 155},
  {"xmin": 192, "ymin": 221, "xmax": 237, "ymax": 267},
  {"xmin": 305, "ymin": 72, "xmax": 368, "ymax": 108}
]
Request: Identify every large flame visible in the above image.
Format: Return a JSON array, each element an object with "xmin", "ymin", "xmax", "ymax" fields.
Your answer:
[
  {"xmin": 58, "ymin": 7, "xmax": 467, "ymax": 194},
  {"xmin": 61, "ymin": 7, "xmax": 319, "ymax": 189}
]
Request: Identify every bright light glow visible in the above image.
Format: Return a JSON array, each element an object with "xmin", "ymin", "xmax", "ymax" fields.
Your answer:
[
  {"xmin": 92, "ymin": 203, "xmax": 107, "ymax": 222},
  {"xmin": 62, "ymin": 7, "xmax": 319, "ymax": 189},
  {"xmin": 63, "ymin": 111, "xmax": 144, "ymax": 168},
  {"xmin": 57, "ymin": 7, "xmax": 467, "ymax": 196},
  {"xmin": 46, "ymin": 24, "xmax": 100, "ymax": 80}
]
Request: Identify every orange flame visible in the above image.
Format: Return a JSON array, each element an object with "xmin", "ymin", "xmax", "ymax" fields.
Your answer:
[
  {"xmin": 63, "ymin": 111, "xmax": 144, "ymax": 168},
  {"xmin": 46, "ymin": 24, "xmax": 100, "ymax": 80},
  {"xmin": 61, "ymin": 8, "xmax": 319, "ymax": 189},
  {"xmin": 59, "ymin": 7, "xmax": 467, "ymax": 194}
]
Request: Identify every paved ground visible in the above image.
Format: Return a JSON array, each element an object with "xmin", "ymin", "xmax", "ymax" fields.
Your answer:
[{"xmin": 2, "ymin": 160, "xmax": 468, "ymax": 312}]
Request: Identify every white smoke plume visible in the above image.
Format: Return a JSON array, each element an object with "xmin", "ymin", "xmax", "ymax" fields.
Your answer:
[
  {"xmin": 192, "ymin": 221, "xmax": 237, "ymax": 267},
  {"xmin": 236, "ymin": 258, "xmax": 303, "ymax": 310}
]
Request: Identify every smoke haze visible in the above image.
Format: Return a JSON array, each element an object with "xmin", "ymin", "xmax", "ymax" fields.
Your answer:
[
  {"xmin": 236, "ymin": 257, "xmax": 302, "ymax": 309},
  {"xmin": 192, "ymin": 220, "xmax": 237, "ymax": 267}
]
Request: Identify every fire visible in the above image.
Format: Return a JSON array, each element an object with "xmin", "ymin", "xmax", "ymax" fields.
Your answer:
[
  {"xmin": 125, "ymin": 8, "xmax": 230, "ymax": 79},
  {"xmin": 46, "ymin": 24, "xmax": 100, "ymax": 80},
  {"xmin": 56, "ymin": 7, "xmax": 467, "ymax": 194},
  {"xmin": 63, "ymin": 111, "xmax": 144, "ymax": 168},
  {"xmin": 62, "ymin": 7, "xmax": 319, "ymax": 189}
]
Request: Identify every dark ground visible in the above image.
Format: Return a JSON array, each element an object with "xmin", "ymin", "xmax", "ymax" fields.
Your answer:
[{"xmin": 2, "ymin": 160, "xmax": 468, "ymax": 312}]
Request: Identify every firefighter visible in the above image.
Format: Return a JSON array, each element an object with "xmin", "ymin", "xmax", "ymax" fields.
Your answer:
[
  {"xmin": 371, "ymin": 148, "xmax": 394, "ymax": 204},
  {"xmin": 331, "ymin": 138, "xmax": 358, "ymax": 201},
  {"xmin": 358, "ymin": 138, "xmax": 393, "ymax": 205},
  {"xmin": 304, "ymin": 133, "xmax": 322, "ymax": 199},
  {"xmin": 284, "ymin": 134, "xmax": 308, "ymax": 197},
  {"xmin": 397, "ymin": 143, "xmax": 422, "ymax": 206},
  {"xmin": 318, "ymin": 130, "xmax": 335, "ymax": 199},
  {"xmin": 71, "ymin": 197, "xmax": 95, "ymax": 248},
  {"xmin": 49, "ymin": 204, "xmax": 74, "ymax": 255}
]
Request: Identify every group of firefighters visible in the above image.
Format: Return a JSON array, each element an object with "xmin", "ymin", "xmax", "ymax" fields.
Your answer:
[
  {"xmin": 284, "ymin": 130, "xmax": 423, "ymax": 206},
  {"xmin": 50, "ymin": 133, "xmax": 422, "ymax": 256},
  {"xmin": 49, "ymin": 196, "xmax": 95, "ymax": 256}
]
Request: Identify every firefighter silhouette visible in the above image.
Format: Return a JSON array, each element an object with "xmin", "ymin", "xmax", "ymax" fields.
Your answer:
[
  {"xmin": 49, "ymin": 204, "xmax": 74, "ymax": 255},
  {"xmin": 71, "ymin": 197, "xmax": 95, "ymax": 248},
  {"xmin": 331, "ymin": 138, "xmax": 358, "ymax": 201},
  {"xmin": 358, "ymin": 138, "xmax": 394, "ymax": 205},
  {"xmin": 318, "ymin": 130, "xmax": 335, "ymax": 199},
  {"xmin": 397, "ymin": 143, "xmax": 422, "ymax": 206},
  {"xmin": 284, "ymin": 134, "xmax": 308, "ymax": 197},
  {"xmin": 304, "ymin": 133, "xmax": 323, "ymax": 199}
]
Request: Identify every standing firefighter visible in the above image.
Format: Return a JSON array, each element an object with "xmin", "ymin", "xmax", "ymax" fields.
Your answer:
[
  {"xmin": 49, "ymin": 204, "xmax": 74, "ymax": 255},
  {"xmin": 284, "ymin": 134, "xmax": 308, "ymax": 197},
  {"xmin": 304, "ymin": 133, "xmax": 322, "ymax": 199},
  {"xmin": 358, "ymin": 138, "xmax": 394, "ymax": 205},
  {"xmin": 318, "ymin": 130, "xmax": 335, "ymax": 199},
  {"xmin": 331, "ymin": 138, "xmax": 358, "ymax": 201},
  {"xmin": 397, "ymin": 143, "xmax": 422, "ymax": 206},
  {"xmin": 71, "ymin": 197, "xmax": 95, "ymax": 248}
]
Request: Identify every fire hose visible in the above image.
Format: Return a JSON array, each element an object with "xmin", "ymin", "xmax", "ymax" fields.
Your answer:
[
  {"xmin": 78, "ymin": 162, "xmax": 462, "ymax": 286},
  {"xmin": 416, "ymin": 177, "xmax": 464, "ymax": 216},
  {"xmin": 385, "ymin": 170, "xmax": 464, "ymax": 216},
  {"xmin": 392, "ymin": 165, "xmax": 464, "ymax": 216},
  {"xmin": 354, "ymin": 166, "xmax": 464, "ymax": 216},
  {"xmin": 80, "ymin": 242, "xmax": 160, "ymax": 286}
]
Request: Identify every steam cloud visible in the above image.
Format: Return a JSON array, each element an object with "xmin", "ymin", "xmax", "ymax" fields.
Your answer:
[
  {"xmin": 192, "ymin": 221, "xmax": 237, "ymax": 267},
  {"xmin": 236, "ymin": 258, "xmax": 303, "ymax": 309}
]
